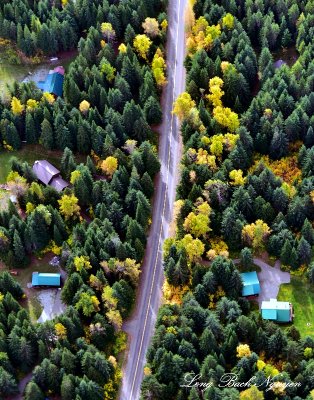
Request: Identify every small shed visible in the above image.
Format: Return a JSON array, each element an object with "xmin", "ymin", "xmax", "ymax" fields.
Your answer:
[
  {"xmin": 274, "ymin": 59, "xmax": 286, "ymax": 69},
  {"xmin": 261, "ymin": 298, "xmax": 292, "ymax": 322},
  {"xmin": 241, "ymin": 271, "xmax": 260, "ymax": 296},
  {"xmin": 32, "ymin": 272, "xmax": 61, "ymax": 287},
  {"xmin": 33, "ymin": 160, "xmax": 69, "ymax": 192},
  {"xmin": 37, "ymin": 70, "xmax": 64, "ymax": 97}
]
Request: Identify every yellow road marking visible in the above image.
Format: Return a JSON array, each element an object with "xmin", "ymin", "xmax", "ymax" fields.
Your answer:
[{"xmin": 128, "ymin": 0, "xmax": 183, "ymax": 398}]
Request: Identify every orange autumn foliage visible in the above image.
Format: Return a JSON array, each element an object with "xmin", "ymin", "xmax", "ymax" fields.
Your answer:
[{"xmin": 250, "ymin": 155, "xmax": 301, "ymax": 185}]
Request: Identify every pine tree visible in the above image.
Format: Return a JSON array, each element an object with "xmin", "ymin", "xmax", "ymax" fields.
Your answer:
[
  {"xmin": 25, "ymin": 113, "xmax": 37, "ymax": 144},
  {"xmin": 144, "ymin": 96, "xmax": 162, "ymax": 125},
  {"xmin": 301, "ymin": 219, "xmax": 314, "ymax": 246},
  {"xmin": 270, "ymin": 128, "xmax": 288, "ymax": 160},
  {"xmin": 240, "ymin": 247, "xmax": 253, "ymax": 270},
  {"xmin": 305, "ymin": 126, "xmax": 314, "ymax": 148},
  {"xmin": 297, "ymin": 237, "xmax": 312, "ymax": 266},
  {"xmin": 61, "ymin": 147, "xmax": 76, "ymax": 180},
  {"xmin": 6, "ymin": 123, "xmax": 21, "ymax": 150},
  {"xmin": 280, "ymin": 239, "xmax": 292, "ymax": 266},
  {"xmin": 13, "ymin": 230, "xmax": 26, "ymax": 266},
  {"xmin": 40, "ymin": 119, "xmax": 54, "ymax": 150}
]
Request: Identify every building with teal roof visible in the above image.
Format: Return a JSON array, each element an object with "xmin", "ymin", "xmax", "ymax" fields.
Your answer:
[
  {"xmin": 37, "ymin": 70, "xmax": 64, "ymax": 97},
  {"xmin": 240, "ymin": 271, "xmax": 260, "ymax": 296},
  {"xmin": 32, "ymin": 272, "xmax": 61, "ymax": 287},
  {"xmin": 261, "ymin": 298, "xmax": 292, "ymax": 323}
]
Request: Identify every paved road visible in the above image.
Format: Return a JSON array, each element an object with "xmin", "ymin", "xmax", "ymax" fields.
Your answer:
[
  {"xmin": 119, "ymin": 0, "xmax": 187, "ymax": 398},
  {"xmin": 234, "ymin": 258, "xmax": 291, "ymax": 305}
]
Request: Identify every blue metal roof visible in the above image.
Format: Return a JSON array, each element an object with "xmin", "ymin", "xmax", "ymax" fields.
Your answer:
[
  {"xmin": 261, "ymin": 299, "xmax": 291, "ymax": 322},
  {"xmin": 241, "ymin": 271, "xmax": 260, "ymax": 296},
  {"xmin": 262, "ymin": 308, "xmax": 277, "ymax": 320},
  {"xmin": 32, "ymin": 272, "xmax": 61, "ymax": 286},
  {"xmin": 37, "ymin": 72, "xmax": 64, "ymax": 97}
]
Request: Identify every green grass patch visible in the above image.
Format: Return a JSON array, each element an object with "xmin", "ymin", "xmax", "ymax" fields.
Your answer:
[
  {"xmin": 278, "ymin": 276, "xmax": 314, "ymax": 337},
  {"xmin": 13, "ymin": 255, "xmax": 56, "ymax": 288}
]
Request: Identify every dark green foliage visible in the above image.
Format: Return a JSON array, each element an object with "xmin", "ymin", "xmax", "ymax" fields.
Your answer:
[{"xmin": 240, "ymin": 247, "xmax": 253, "ymax": 270}]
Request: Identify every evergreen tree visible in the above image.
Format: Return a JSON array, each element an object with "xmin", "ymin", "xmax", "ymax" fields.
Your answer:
[
  {"xmin": 13, "ymin": 230, "xmax": 26, "ymax": 266},
  {"xmin": 40, "ymin": 119, "xmax": 54, "ymax": 150},
  {"xmin": 269, "ymin": 128, "xmax": 288, "ymax": 160}
]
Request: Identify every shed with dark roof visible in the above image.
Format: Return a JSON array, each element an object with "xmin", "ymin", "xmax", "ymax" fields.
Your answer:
[
  {"xmin": 32, "ymin": 160, "xmax": 69, "ymax": 192},
  {"xmin": 33, "ymin": 160, "xmax": 59, "ymax": 185}
]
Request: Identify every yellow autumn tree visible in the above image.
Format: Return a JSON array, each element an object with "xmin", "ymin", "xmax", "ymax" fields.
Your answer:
[
  {"xmin": 183, "ymin": 212, "xmax": 210, "ymax": 237},
  {"xmin": 118, "ymin": 43, "xmax": 127, "ymax": 53},
  {"xmin": 11, "ymin": 97, "xmax": 24, "ymax": 115},
  {"xmin": 183, "ymin": 201, "xmax": 211, "ymax": 237},
  {"xmin": 173, "ymin": 92, "xmax": 196, "ymax": 120},
  {"xmin": 222, "ymin": 13, "xmax": 235, "ymax": 29},
  {"xmin": 70, "ymin": 170, "xmax": 81, "ymax": 184},
  {"xmin": 179, "ymin": 234, "xmax": 205, "ymax": 261},
  {"xmin": 79, "ymin": 100, "xmax": 90, "ymax": 114},
  {"xmin": 58, "ymin": 194, "xmax": 80, "ymax": 220},
  {"xmin": 240, "ymin": 386, "xmax": 264, "ymax": 400},
  {"xmin": 189, "ymin": 17, "xmax": 221, "ymax": 51},
  {"xmin": 133, "ymin": 34, "xmax": 152, "ymax": 60},
  {"xmin": 101, "ymin": 156, "xmax": 118, "ymax": 177},
  {"xmin": 55, "ymin": 323, "xmax": 67, "ymax": 339},
  {"xmin": 242, "ymin": 220, "xmax": 271, "ymax": 251},
  {"xmin": 102, "ymin": 286, "xmax": 118, "ymax": 309},
  {"xmin": 142, "ymin": 17, "xmax": 160, "ymax": 38},
  {"xmin": 207, "ymin": 77, "xmax": 224, "ymax": 107},
  {"xmin": 26, "ymin": 99, "xmax": 39, "ymax": 111},
  {"xmin": 42, "ymin": 92, "xmax": 55, "ymax": 104},
  {"xmin": 7, "ymin": 171, "xmax": 28, "ymax": 197},
  {"xmin": 114, "ymin": 258, "xmax": 141, "ymax": 285},
  {"xmin": 74, "ymin": 255, "xmax": 92, "ymax": 272},
  {"xmin": 152, "ymin": 48, "xmax": 167, "ymax": 86},
  {"xmin": 101, "ymin": 59, "xmax": 116, "ymax": 82},
  {"xmin": 229, "ymin": 169, "xmax": 246, "ymax": 185},
  {"xmin": 213, "ymin": 105, "xmax": 240, "ymax": 132},
  {"xmin": 106, "ymin": 309, "xmax": 123, "ymax": 331},
  {"xmin": 210, "ymin": 134, "xmax": 224, "ymax": 157},
  {"xmin": 101, "ymin": 22, "xmax": 115, "ymax": 41},
  {"xmin": 236, "ymin": 344, "xmax": 251, "ymax": 358},
  {"xmin": 161, "ymin": 19, "xmax": 168, "ymax": 32}
]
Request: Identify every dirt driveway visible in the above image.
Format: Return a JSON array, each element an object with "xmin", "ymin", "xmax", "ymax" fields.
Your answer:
[
  {"xmin": 255, "ymin": 259, "xmax": 291, "ymax": 305},
  {"xmin": 37, "ymin": 288, "xmax": 65, "ymax": 323}
]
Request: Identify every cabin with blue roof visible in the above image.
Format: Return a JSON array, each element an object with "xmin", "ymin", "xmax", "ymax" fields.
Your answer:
[
  {"xmin": 261, "ymin": 298, "xmax": 293, "ymax": 323},
  {"xmin": 240, "ymin": 271, "xmax": 260, "ymax": 296},
  {"xmin": 32, "ymin": 272, "xmax": 61, "ymax": 287},
  {"xmin": 37, "ymin": 66, "xmax": 64, "ymax": 97}
]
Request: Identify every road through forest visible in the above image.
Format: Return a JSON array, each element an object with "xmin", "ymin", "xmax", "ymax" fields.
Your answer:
[{"xmin": 119, "ymin": 0, "xmax": 187, "ymax": 398}]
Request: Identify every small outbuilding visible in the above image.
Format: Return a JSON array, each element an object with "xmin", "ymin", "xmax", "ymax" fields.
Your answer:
[
  {"xmin": 32, "ymin": 272, "xmax": 61, "ymax": 287},
  {"xmin": 261, "ymin": 298, "xmax": 293, "ymax": 323},
  {"xmin": 33, "ymin": 160, "xmax": 69, "ymax": 192},
  {"xmin": 240, "ymin": 271, "xmax": 260, "ymax": 296},
  {"xmin": 273, "ymin": 59, "xmax": 286, "ymax": 69},
  {"xmin": 37, "ymin": 67, "xmax": 64, "ymax": 97}
]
